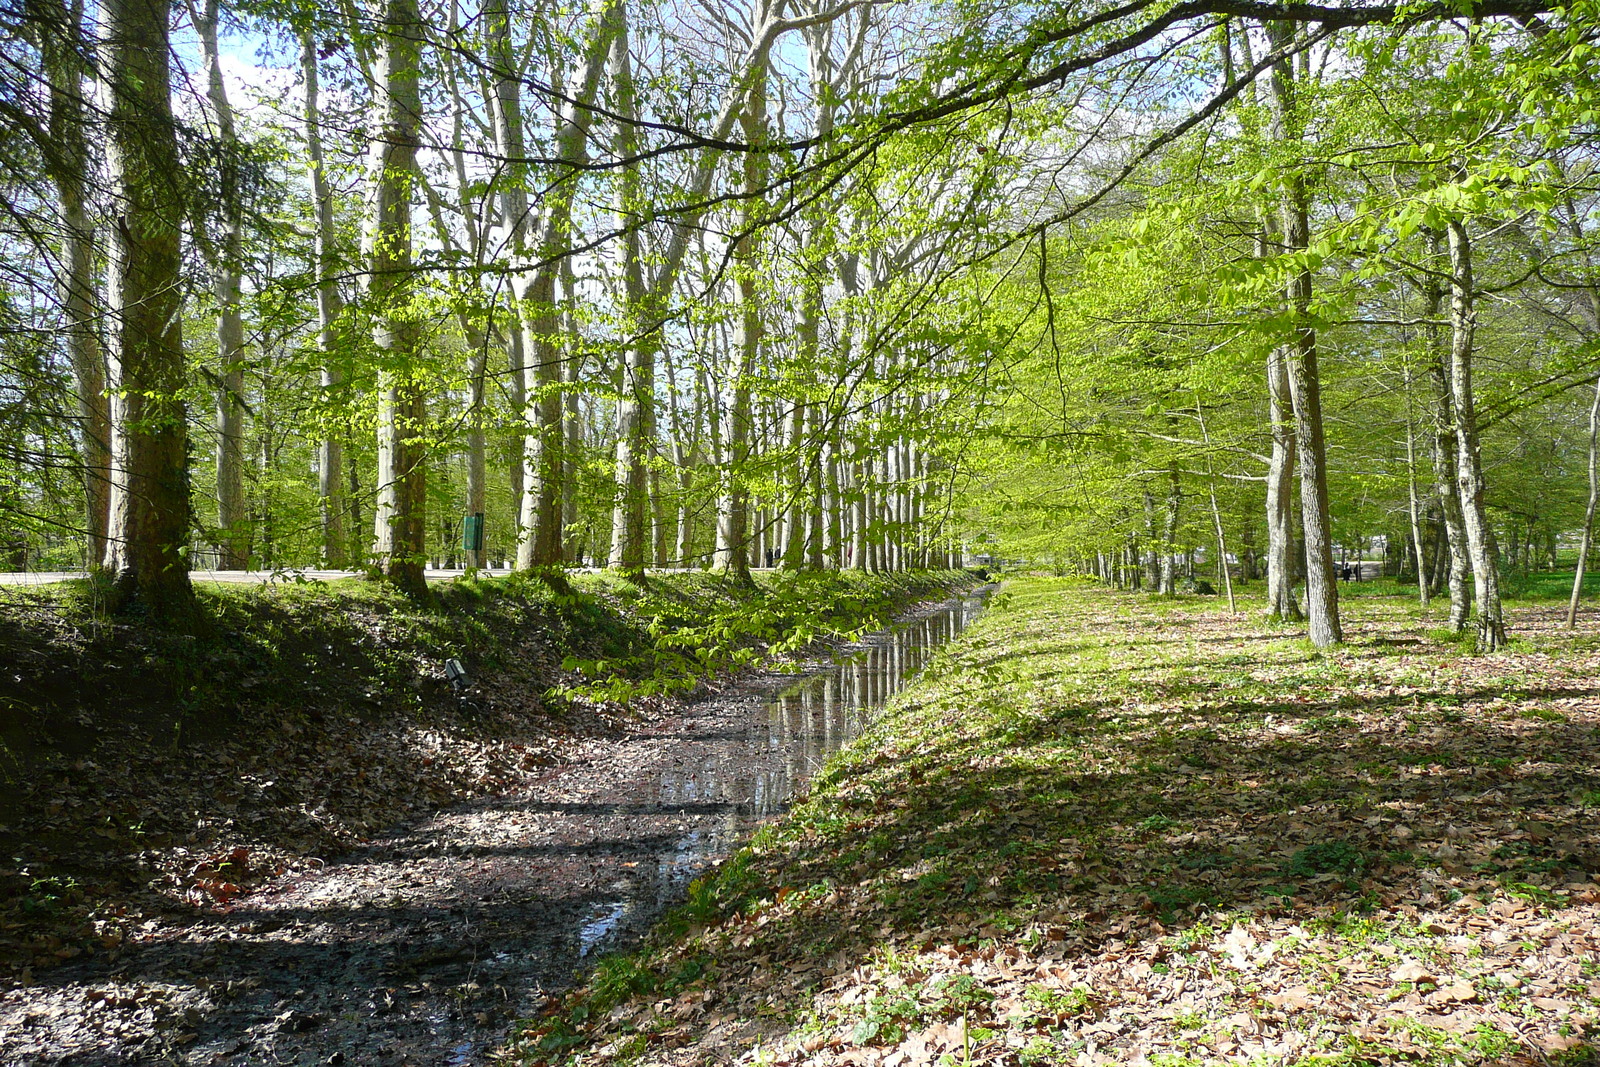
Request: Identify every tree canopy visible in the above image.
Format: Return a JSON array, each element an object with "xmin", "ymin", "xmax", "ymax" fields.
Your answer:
[{"xmin": 2, "ymin": 0, "xmax": 1600, "ymax": 646}]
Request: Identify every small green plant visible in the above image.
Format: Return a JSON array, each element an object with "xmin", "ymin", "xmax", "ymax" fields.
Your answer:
[
  {"xmin": 21, "ymin": 874, "xmax": 79, "ymax": 915},
  {"xmin": 1148, "ymin": 883, "xmax": 1215, "ymax": 920},
  {"xmin": 1306, "ymin": 713, "xmax": 1357, "ymax": 731},
  {"xmin": 849, "ymin": 989, "xmax": 923, "ymax": 1046},
  {"xmin": 1500, "ymin": 878, "xmax": 1563, "ymax": 906},
  {"xmin": 937, "ymin": 974, "xmax": 995, "ymax": 1014},
  {"xmin": 1177, "ymin": 850, "xmax": 1234, "ymax": 872},
  {"xmin": 592, "ymin": 956, "xmax": 658, "ymax": 1005},
  {"xmin": 1287, "ymin": 840, "xmax": 1366, "ymax": 878},
  {"xmin": 1019, "ymin": 1037, "xmax": 1064, "ymax": 1066},
  {"xmin": 1022, "ymin": 983, "xmax": 1093, "ymax": 1017}
]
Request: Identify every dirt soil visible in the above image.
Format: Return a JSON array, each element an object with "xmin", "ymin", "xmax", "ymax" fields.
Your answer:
[{"xmin": 0, "ymin": 590, "xmax": 978, "ymax": 1066}]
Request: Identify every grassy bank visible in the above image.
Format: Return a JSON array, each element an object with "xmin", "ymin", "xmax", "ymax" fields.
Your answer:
[
  {"xmin": 507, "ymin": 579, "xmax": 1600, "ymax": 1066},
  {"xmin": 0, "ymin": 568, "xmax": 970, "ymax": 976}
]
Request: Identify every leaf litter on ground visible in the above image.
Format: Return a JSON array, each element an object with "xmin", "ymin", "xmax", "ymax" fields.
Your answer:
[
  {"xmin": 0, "ymin": 569, "xmax": 971, "ymax": 1063},
  {"xmin": 505, "ymin": 579, "xmax": 1600, "ymax": 1067}
]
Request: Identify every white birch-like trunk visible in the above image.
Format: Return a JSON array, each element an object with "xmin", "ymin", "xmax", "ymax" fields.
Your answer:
[
  {"xmin": 193, "ymin": 0, "xmax": 249, "ymax": 568},
  {"xmin": 1446, "ymin": 218, "xmax": 1506, "ymax": 650},
  {"xmin": 301, "ymin": 30, "xmax": 347, "ymax": 567}
]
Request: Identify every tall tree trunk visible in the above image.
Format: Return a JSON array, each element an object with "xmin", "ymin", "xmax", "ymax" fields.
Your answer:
[
  {"xmin": 1445, "ymin": 218, "xmax": 1506, "ymax": 650},
  {"xmin": 1567, "ymin": 384, "xmax": 1600, "ymax": 628},
  {"xmin": 1420, "ymin": 245, "xmax": 1472, "ymax": 630},
  {"xmin": 848, "ymin": 458, "xmax": 867, "ymax": 570},
  {"xmin": 1195, "ymin": 395, "xmax": 1237, "ymax": 612},
  {"xmin": 780, "ymin": 400, "xmax": 806, "ymax": 568},
  {"xmin": 302, "ymin": 29, "xmax": 347, "ymax": 567},
  {"xmin": 821, "ymin": 434, "xmax": 840, "ymax": 568},
  {"xmin": 1159, "ymin": 464, "xmax": 1180, "ymax": 595},
  {"xmin": 713, "ymin": 49, "xmax": 768, "ymax": 581},
  {"xmin": 463, "ymin": 337, "xmax": 487, "ymax": 570},
  {"xmin": 101, "ymin": 0, "xmax": 194, "ymax": 618},
  {"xmin": 1266, "ymin": 25, "xmax": 1339, "ymax": 644},
  {"xmin": 192, "ymin": 0, "xmax": 248, "ymax": 569},
  {"xmin": 508, "ymin": 0, "xmax": 619, "ymax": 573},
  {"xmin": 367, "ymin": 0, "xmax": 426, "ymax": 597},
  {"xmin": 1403, "ymin": 368, "xmax": 1429, "ymax": 609},
  {"xmin": 1141, "ymin": 487, "xmax": 1161, "ymax": 589},
  {"xmin": 438, "ymin": 0, "xmax": 488, "ymax": 570},
  {"xmin": 1263, "ymin": 288, "xmax": 1300, "ymax": 617},
  {"xmin": 664, "ymin": 345, "xmax": 695, "ymax": 566},
  {"xmin": 486, "ymin": 0, "xmax": 528, "ymax": 550},
  {"xmin": 561, "ymin": 254, "xmax": 583, "ymax": 563},
  {"xmin": 33, "ymin": 0, "xmax": 111, "ymax": 564},
  {"xmin": 607, "ymin": 10, "xmax": 654, "ymax": 575}
]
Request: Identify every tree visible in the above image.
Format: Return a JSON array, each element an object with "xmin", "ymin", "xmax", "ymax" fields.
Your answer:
[
  {"xmin": 100, "ymin": 0, "xmax": 195, "ymax": 618},
  {"xmin": 28, "ymin": 0, "xmax": 110, "ymax": 566},
  {"xmin": 191, "ymin": 0, "xmax": 250, "ymax": 569},
  {"xmin": 366, "ymin": 0, "xmax": 427, "ymax": 597}
]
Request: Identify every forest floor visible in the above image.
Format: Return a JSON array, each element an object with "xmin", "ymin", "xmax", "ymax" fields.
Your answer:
[
  {"xmin": 508, "ymin": 578, "xmax": 1600, "ymax": 1067},
  {"xmin": 0, "ymin": 568, "xmax": 972, "ymax": 1065}
]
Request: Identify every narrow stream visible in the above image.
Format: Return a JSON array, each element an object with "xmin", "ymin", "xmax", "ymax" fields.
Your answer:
[
  {"xmin": 2, "ymin": 588, "xmax": 987, "ymax": 1067},
  {"xmin": 576, "ymin": 587, "xmax": 990, "ymax": 959}
]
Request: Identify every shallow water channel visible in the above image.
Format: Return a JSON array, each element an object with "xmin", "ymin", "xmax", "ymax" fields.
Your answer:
[{"xmin": 3, "ymin": 588, "xmax": 987, "ymax": 1067}]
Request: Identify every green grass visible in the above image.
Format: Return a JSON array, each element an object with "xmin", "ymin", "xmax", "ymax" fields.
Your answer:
[{"xmin": 498, "ymin": 578, "xmax": 1600, "ymax": 1067}]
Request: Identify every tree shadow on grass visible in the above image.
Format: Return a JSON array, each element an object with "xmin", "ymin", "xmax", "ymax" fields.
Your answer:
[{"xmin": 634, "ymin": 672, "xmax": 1600, "ymax": 1064}]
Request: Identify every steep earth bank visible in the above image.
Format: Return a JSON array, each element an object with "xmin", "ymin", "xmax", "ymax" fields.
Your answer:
[{"xmin": 0, "ymin": 569, "xmax": 970, "ymax": 980}]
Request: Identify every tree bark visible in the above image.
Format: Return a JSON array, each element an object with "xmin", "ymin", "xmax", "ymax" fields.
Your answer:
[
  {"xmin": 192, "ymin": 0, "xmax": 248, "ymax": 569},
  {"xmin": 1159, "ymin": 464, "xmax": 1180, "ymax": 595},
  {"xmin": 607, "ymin": 9, "xmax": 654, "ymax": 575},
  {"xmin": 780, "ymin": 400, "xmax": 806, "ymax": 568},
  {"xmin": 713, "ymin": 43, "xmax": 769, "ymax": 581},
  {"xmin": 509, "ymin": 0, "xmax": 619, "ymax": 573},
  {"xmin": 1264, "ymin": 349, "xmax": 1300, "ymax": 618},
  {"xmin": 561, "ymin": 253, "xmax": 584, "ymax": 563},
  {"xmin": 1266, "ymin": 23, "xmax": 1339, "ymax": 644},
  {"xmin": 1418, "ymin": 245, "xmax": 1472, "ymax": 630},
  {"xmin": 367, "ymin": 0, "xmax": 427, "ymax": 598},
  {"xmin": 848, "ymin": 457, "xmax": 867, "ymax": 570},
  {"xmin": 1446, "ymin": 218, "xmax": 1506, "ymax": 650},
  {"xmin": 1567, "ymin": 395, "xmax": 1600, "ymax": 627},
  {"xmin": 1403, "ymin": 368, "xmax": 1429, "ymax": 609},
  {"xmin": 437, "ymin": 0, "xmax": 489, "ymax": 570},
  {"xmin": 302, "ymin": 29, "xmax": 347, "ymax": 567},
  {"xmin": 101, "ymin": 0, "xmax": 195, "ymax": 619},
  {"xmin": 1141, "ymin": 487, "xmax": 1161, "ymax": 589},
  {"xmin": 33, "ymin": 0, "xmax": 111, "ymax": 564}
]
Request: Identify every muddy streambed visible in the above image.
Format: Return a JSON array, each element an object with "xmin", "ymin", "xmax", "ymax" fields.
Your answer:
[{"xmin": 2, "ymin": 589, "xmax": 988, "ymax": 1066}]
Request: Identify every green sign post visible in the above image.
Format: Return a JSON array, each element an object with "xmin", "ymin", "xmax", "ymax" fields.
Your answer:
[{"xmin": 462, "ymin": 512, "xmax": 485, "ymax": 554}]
